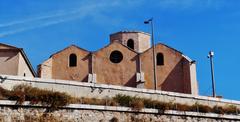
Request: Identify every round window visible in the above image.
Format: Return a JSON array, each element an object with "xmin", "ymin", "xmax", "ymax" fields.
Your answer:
[{"xmin": 110, "ymin": 50, "xmax": 123, "ymax": 63}]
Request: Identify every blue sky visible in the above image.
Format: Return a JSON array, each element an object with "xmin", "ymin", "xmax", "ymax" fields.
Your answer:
[{"xmin": 0, "ymin": 0, "xmax": 239, "ymax": 100}]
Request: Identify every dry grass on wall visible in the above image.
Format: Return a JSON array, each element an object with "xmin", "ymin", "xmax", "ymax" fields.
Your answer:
[
  {"xmin": 0, "ymin": 84, "xmax": 72, "ymax": 112},
  {"xmin": 0, "ymin": 84, "xmax": 240, "ymax": 115}
]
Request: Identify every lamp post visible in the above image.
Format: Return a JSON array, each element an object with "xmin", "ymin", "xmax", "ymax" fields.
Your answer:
[
  {"xmin": 144, "ymin": 18, "xmax": 157, "ymax": 90},
  {"xmin": 208, "ymin": 51, "xmax": 216, "ymax": 97}
]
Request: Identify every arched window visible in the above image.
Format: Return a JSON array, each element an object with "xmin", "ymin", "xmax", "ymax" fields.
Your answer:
[
  {"xmin": 69, "ymin": 53, "xmax": 77, "ymax": 67},
  {"xmin": 127, "ymin": 39, "xmax": 134, "ymax": 50},
  {"xmin": 157, "ymin": 53, "xmax": 164, "ymax": 66}
]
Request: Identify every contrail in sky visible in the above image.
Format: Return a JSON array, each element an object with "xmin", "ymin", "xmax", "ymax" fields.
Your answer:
[
  {"xmin": 0, "ymin": 14, "xmax": 86, "ymax": 38},
  {"xmin": 0, "ymin": 15, "xmax": 81, "ymax": 37},
  {"xmin": 0, "ymin": 3, "xmax": 114, "ymax": 38},
  {"xmin": 0, "ymin": 9, "xmax": 82, "ymax": 28}
]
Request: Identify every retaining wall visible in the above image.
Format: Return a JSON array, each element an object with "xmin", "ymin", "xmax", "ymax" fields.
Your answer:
[
  {"xmin": 0, "ymin": 74, "xmax": 240, "ymax": 108},
  {"xmin": 0, "ymin": 100, "xmax": 239, "ymax": 122}
]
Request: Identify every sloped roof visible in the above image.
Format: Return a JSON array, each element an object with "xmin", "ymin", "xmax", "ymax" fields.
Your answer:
[
  {"xmin": 156, "ymin": 42, "xmax": 194, "ymax": 62},
  {"xmin": 50, "ymin": 44, "xmax": 89, "ymax": 58},
  {"xmin": 0, "ymin": 43, "xmax": 19, "ymax": 49},
  {"xmin": 47, "ymin": 38, "xmax": 194, "ymax": 63},
  {"xmin": 140, "ymin": 42, "xmax": 182, "ymax": 54},
  {"xmin": 140, "ymin": 42, "xmax": 194, "ymax": 62},
  {"xmin": 110, "ymin": 30, "xmax": 150, "ymax": 36},
  {"xmin": 0, "ymin": 43, "xmax": 36, "ymax": 77},
  {"xmin": 48, "ymin": 41, "xmax": 192, "ymax": 59},
  {"xmin": 92, "ymin": 41, "xmax": 139, "ymax": 54}
]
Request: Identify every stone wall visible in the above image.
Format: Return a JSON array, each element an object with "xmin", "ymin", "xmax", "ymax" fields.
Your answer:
[{"xmin": 0, "ymin": 104, "xmax": 239, "ymax": 122}]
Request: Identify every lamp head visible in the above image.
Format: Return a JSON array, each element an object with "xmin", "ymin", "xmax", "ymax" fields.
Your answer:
[
  {"xmin": 144, "ymin": 21, "xmax": 149, "ymax": 24},
  {"xmin": 209, "ymin": 51, "xmax": 214, "ymax": 56},
  {"xmin": 208, "ymin": 51, "xmax": 214, "ymax": 58},
  {"xmin": 144, "ymin": 18, "xmax": 153, "ymax": 24}
]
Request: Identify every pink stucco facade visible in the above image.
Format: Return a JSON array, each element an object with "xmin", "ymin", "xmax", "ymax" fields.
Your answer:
[{"xmin": 38, "ymin": 31, "xmax": 198, "ymax": 95}]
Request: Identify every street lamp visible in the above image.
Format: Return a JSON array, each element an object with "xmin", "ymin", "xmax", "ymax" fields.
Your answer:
[
  {"xmin": 144, "ymin": 18, "xmax": 157, "ymax": 90},
  {"xmin": 208, "ymin": 51, "xmax": 216, "ymax": 97}
]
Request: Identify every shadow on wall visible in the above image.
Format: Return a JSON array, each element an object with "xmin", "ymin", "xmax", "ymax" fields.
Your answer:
[
  {"xmin": 0, "ymin": 52, "xmax": 17, "ymax": 62},
  {"xmin": 124, "ymin": 55, "xmax": 139, "ymax": 87},
  {"xmin": 81, "ymin": 76, "xmax": 88, "ymax": 82},
  {"xmin": 86, "ymin": 53, "xmax": 92, "ymax": 75},
  {"xmin": 82, "ymin": 54, "xmax": 90, "ymax": 82},
  {"xmin": 161, "ymin": 58, "xmax": 191, "ymax": 94},
  {"xmin": 124, "ymin": 74, "xmax": 137, "ymax": 87}
]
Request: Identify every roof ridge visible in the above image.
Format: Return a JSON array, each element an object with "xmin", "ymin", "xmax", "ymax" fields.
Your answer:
[
  {"xmin": 50, "ymin": 44, "xmax": 89, "ymax": 58},
  {"xmin": 110, "ymin": 30, "xmax": 150, "ymax": 36},
  {"xmin": 91, "ymin": 41, "xmax": 138, "ymax": 54},
  {"xmin": 0, "ymin": 43, "xmax": 19, "ymax": 49}
]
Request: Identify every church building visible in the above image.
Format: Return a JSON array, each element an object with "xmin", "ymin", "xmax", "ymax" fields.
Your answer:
[{"xmin": 38, "ymin": 31, "xmax": 198, "ymax": 95}]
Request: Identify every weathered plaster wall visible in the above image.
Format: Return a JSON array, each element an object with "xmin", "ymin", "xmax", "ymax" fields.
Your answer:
[
  {"xmin": 38, "ymin": 58, "xmax": 52, "ymax": 79},
  {"xmin": 17, "ymin": 53, "xmax": 34, "ymax": 77},
  {"xmin": 141, "ymin": 44, "xmax": 192, "ymax": 94},
  {"xmin": 0, "ymin": 51, "xmax": 19, "ymax": 76},
  {"xmin": 37, "ymin": 32, "xmax": 197, "ymax": 94},
  {"xmin": 189, "ymin": 62, "xmax": 199, "ymax": 95},
  {"xmin": 137, "ymin": 32, "xmax": 151, "ymax": 53},
  {"xmin": 0, "ymin": 43, "xmax": 35, "ymax": 78},
  {"xmin": 93, "ymin": 42, "xmax": 138, "ymax": 87},
  {"xmin": 51, "ymin": 45, "xmax": 90, "ymax": 81},
  {"xmin": 38, "ymin": 43, "xmax": 196, "ymax": 94},
  {"xmin": 110, "ymin": 31, "xmax": 151, "ymax": 53}
]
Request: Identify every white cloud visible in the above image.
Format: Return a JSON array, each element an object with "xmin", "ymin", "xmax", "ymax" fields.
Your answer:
[{"xmin": 156, "ymin": 0, "xmax": 226, "ymax": 10}]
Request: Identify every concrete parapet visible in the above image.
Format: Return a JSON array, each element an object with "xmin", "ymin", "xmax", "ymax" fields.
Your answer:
[{"xmin": 0, "ymin": 74, "xmax": 239, "ymax": 108}]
